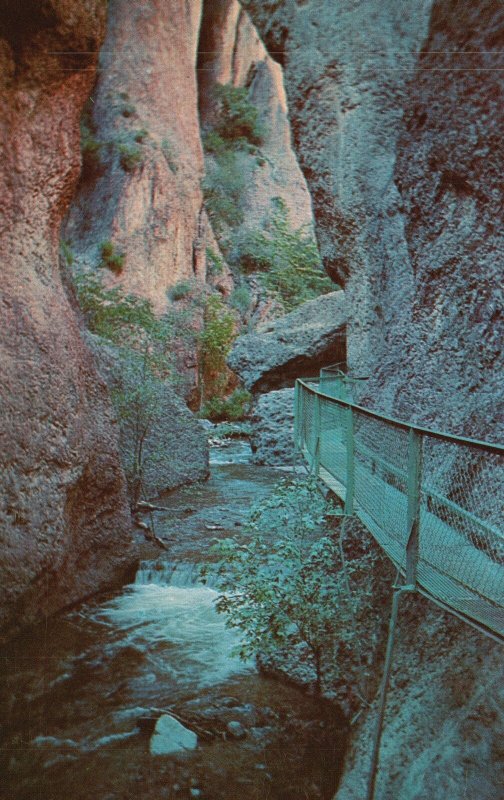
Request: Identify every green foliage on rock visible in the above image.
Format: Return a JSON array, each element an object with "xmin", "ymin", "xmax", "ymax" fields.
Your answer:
[
  {"xmin": 199, "ymin": 388, "xmax": 252, "ymax": 422},
  {"xmin": 199, "ymin": 294, "xmax": 236, "ymax": 399},
  {"xmin": 99, "ymin": 240, "xmax": 125, "ymax": 274},
  {"xmin": 212, "ymin": 83, "xmax": 265, "ymax": 148},
  {"xmin": 235, "ymin": 199, "xmax": 334, "ymax": 311},
  {"xmin": 202, "ymin": 150, "xmax": 246, "ymax": 236},
  {"xmin": 203, "ymin": 478, "xmax": 348, "ymax": 694}
]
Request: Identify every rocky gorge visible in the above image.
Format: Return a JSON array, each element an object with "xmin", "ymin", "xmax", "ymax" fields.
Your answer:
[{"xmin": 0, "ymin": 1, "xmax": 503, "ymax": 799}]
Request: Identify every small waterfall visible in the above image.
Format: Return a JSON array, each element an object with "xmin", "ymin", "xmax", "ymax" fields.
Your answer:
[{"xmin": 135, "ymin": 560, "xmax": 207, "ymax": 587}]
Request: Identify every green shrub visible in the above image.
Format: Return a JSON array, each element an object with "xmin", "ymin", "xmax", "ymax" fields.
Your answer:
[
  {"xmin": 59, "ymin": 240, "xmax": 74, "ymax": 267},
  {"xmin": 203, "ymin": 477, "xmax": 351, "ymax": 694},
  {"xmin": 117, "ymin": 141, "xmax": 143, "ymax": 172},
  {"xmin": 229, "ymin": 284, "xmax": 251, "ymax": 316},
  {"xmin": 213, "ymin": 83, "xmax": 265, "ymax": 148},
  {"xmin": 80, "ymin": 100, "xmax": 103, "ymax": 176},
  {"xmin": 168, "ymin": 279, "xmax": 196, "ymax": 302},
  {"xmin": 202, "ymin": 150, "xmax": 245, "ymax": 236},
  {"xmin": 200, "ymin": 388, "xmax": 252, "ymax": 422},
  {"xmin": 206, "ymin": 247, "xmax": 225, "ymax": 277},
  {"xmin": 234, "ymin": 198, "xmax": 335, "ymax": 310},
  {"xmin": 99, "ymin": 240, "xmax": 125, "ymax": 274},
  {"xmin": 199, "ymin": 294, "xmax": 236, "ymax": 398}
]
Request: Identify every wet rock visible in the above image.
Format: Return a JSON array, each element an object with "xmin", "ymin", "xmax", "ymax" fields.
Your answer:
[
  {"xmin": 150, "ymin": 714, "xmax": 198, "ymax": 756},
  {"xmin": 228, "ymin": 291, "xmax": 346, "ymax": 393},
  {"xmin": 226, "ymin": 721, "xmax": 247, "ymax": 740},
  {"xmin": 250, "ymin": 389, "xmax": 295, "ymax": 466}
]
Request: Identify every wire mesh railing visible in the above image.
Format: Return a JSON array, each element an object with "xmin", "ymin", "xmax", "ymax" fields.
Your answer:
[{"xmin": 294, "ymin": 378, "xmax": 504, "ymax": 641}]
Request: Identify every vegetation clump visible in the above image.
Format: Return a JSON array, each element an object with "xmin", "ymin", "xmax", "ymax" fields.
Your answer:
[
  {"xmin": 234, "ymin": 199, "xmax": 334, "ymax": 310},
  {"xmin": 99, "ymin": 241, "xmax": 125, "ymax": 274},
  {"xmin": 203, "ymin": 478, "xmax": 355, "ymax": 694},
  {"xmin": 199, "ymin": 388, "xmax": 252, "ymax": 422},
  {"xmin": 199, "ymin": 294, "xmax": 236, "ymax": 400}
]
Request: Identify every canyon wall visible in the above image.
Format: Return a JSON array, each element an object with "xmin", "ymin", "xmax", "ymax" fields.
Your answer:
[
  {"xmin": 0, "ymin": 0, "xmax": 134, "ymax": 640},
  {"xmin": 242, "ymin": 0, "xmax": 503, "ymax": 438},
  {"xmin": 199, "ymin": 0, "xmax": 315, "ymax": 235},
  {"xmin": 240, "ymin": 1, "xmax": 504, "ymax": 798},
  {"xmin": 65, "ymin": 0, "xmax": 209, "ymax": 311}
]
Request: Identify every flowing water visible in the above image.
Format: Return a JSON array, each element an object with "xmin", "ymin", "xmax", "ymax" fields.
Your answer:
[{"xmin": 0, "ymin": 440, "xmax": 347, "ymax": 800}]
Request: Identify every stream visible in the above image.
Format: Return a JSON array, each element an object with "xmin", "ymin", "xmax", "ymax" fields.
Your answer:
[{"xmin": 0, "ymin": 441, "xmax": 347, "ymax": 800}]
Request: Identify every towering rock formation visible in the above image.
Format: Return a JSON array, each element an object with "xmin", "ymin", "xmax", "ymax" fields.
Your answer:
[
  {"xmin": 0, "ymin": 0, "xmax": 134, "ymax": 639},
  {"xmin": 240, "ymin": 2, "xmax": 504, "ymax": 799},
  {"xmin": 199, "ymin": 0, "xmax": 315, "ymax": 235},
  {"xmin": 65, "ymin": 0, "xmax": 209, "ymax": 311},
  {"xmin": 241, "ymin": 0, "xmax": 503, "ymax": 439}
]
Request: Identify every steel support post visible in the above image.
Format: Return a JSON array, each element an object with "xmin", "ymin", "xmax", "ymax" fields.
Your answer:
[
  {"xmin": 344, "ymin": 405, "xmax": 355, "ymax": 515},
  {"xmin": 406, "ymin": 429, "xmax": 423, "ymax": 586}
]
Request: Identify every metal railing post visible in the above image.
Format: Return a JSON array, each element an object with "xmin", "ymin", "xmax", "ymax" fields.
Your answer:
[
  {"xmin": 294, "ymin": 381, "xmax": 300, "ymax": 451},
  {"xmin": 344, "ymin": 405, "xmax": 355, "ymax": 515},
  {"xmin": 313, "ymin": 393, "xmax": 321, "ymax": 477},
  {"xmin": 405, "ymin": 429, "xmax": 423, "ymax": 587}
]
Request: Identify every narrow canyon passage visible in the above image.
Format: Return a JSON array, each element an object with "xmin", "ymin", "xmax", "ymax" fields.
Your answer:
[{"xmin": 0, "ymin": 442, "xmax": 346, "ymax": 800}]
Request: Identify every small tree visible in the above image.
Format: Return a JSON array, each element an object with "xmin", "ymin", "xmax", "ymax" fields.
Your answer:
[{"xmin": 205, "ymin": 478, "xmax": 348, "ymax": 694}]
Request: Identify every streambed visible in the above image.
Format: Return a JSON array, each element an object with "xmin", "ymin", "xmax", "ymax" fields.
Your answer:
[{"xmin": 0, "ymin": 441, "xmax": 346, "ymax": 800}]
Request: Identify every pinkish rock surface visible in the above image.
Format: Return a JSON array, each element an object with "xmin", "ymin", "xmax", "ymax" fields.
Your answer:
[{"xmin": 0, "ymin": 0, "xmax": 135, "ymax": 640}]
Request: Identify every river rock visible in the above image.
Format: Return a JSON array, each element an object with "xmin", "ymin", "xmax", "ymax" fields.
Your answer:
[
  {"xmin": 226, "ymin": 721, "xmax": 247, "ymax": 739},
  {"xmin": 250, "ymin": 389, "xmax": 295, "ymax": 466},
  {"xmin": 0, "ymin": 0, "xmax": 135, "ymax": 640},
  {"xmin": 150, "ymin": 714, "xmax": 198, "ymax": 756},
  {"xmin": 228, "ymin": 291, "xmax": 346, "ymax": 393}
]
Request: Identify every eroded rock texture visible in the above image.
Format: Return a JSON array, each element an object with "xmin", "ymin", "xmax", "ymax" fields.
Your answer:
[
  {"xmin": 240, "ymin": 2, "xmax": 504, "ymax": 799},
  {"xmin": 228, "ymin": 290, "xmax": 346, "ymax": 392},
  {"xmin": 65, "ymin": 0, "xmax": 210, "ymax": 311},
  {"xmin": 0, "ymin": 0, "xmax": 134, "ymax": 639},
  {"xmin": 199, "ymin": 0, "xmax": 315, "ymax": 235},
  {"xmin": 242, "ymin": 0, "xmax": 503, "ymax": 438}
]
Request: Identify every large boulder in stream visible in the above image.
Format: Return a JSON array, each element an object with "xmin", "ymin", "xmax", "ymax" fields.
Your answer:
[
  {"xmin": 228, "ymin": 291, "xmax": 346, "ymax": 393},
  {"xmin": 250, "ymin": 389, "xmax": 295, "ymax": 466},
  {"xmin": 150, "ymin": 714, "xmax": 198, "ymax": 756}
]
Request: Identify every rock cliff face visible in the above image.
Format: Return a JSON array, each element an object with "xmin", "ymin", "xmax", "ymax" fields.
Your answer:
[
  {"xmin": 65, "ymin": 0, "xmax": 209, "ymax": 311},
  {"xmin": 240, "ymin": 2, "xmax": 504, "ymax": 799},
  {"xmin": 0, "ymin": 0, "xmax": 134, "ymax": 639},
  {"xmin": 242, "ymin": 0, "xmax": 503, "ymax": 438},
  {"xmin": 199, "ymin": 0, "xmax": 315, "ymax": 236}
]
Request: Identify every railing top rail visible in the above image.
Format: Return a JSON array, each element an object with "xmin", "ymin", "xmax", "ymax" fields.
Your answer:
[{"xmin": 296, "ymin": 378, "xmax": 504, "ymax": 455}]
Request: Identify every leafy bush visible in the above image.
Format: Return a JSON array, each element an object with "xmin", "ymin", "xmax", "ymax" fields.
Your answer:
[
  {"xmin": 206, "ymin": 247, "xmax": 225, "ymax": 277},
  {"xmin": 99, "ymin": 241, "xmax": 125, "ymax": 274},
  {"xmin": 199, "ymin": 388, "xmax": 252, "ymax": 422},
  {"xmin": 203, "ymin": 478, "xmax": 350, "ymax": 694},
  {"xmin": 168, "ymin": 279, "xmax": 196, "ymax": 302},
  {"xmin": 117, "ymin": 140, "xmax": 144, "ymax": 172},
  {"xmin": 212, "ymin": 83, "xmax": 265, "ymax": 148},
  {"xmin": 80, "ymin": 100, "xmax": 103, "ymax": 177},
  {"xmin": 235, "ymin": 199, "xmax": 335, "ymax": 310},
  {"xmin": 202, "ymin": 150, "xmax": 245, "ymax": 237},
  {"xmin": 199, "ymin": 294, "xmax": 236, "ymax": 399},
  {"xmin": 229, "ymin": 284, "xmax": 251, "ymax": 316}
]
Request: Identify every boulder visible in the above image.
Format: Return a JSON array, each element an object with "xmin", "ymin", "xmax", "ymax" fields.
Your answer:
[
  {"xmin": 228, "ymin": 291, "xmax": 346, "ymax": 393},
  {"xmin": 87, "ymin": 335, "xmax": 209, "ymax": 500},
  {"xmin": 250, "ymin": 389, "xmax": 295, "ymax": 466},
  {"xmin": 150, "ymin": 714, "xmax": 198, "ymax": 756}
]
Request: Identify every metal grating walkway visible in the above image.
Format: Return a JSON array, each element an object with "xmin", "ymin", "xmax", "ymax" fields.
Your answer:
[{"xmin": 294, "ymin": 376, "xmax": 504, "ymax": 641}]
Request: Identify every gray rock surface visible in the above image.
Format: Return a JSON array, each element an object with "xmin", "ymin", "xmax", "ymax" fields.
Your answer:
[
  {"xmin": 240, "ymin": 2, "xmax": 504, "ymax": 798},
  {"xmin": 250, "ymin": 389, "xmax": 295, "ymax": 466},
  {"xmin": 87, "ymin": 335, "xmax": 209, "ymax": 500},
  {"xmin": 228, "ymin": 291, "xmax": 346, "ymax": 392},
  {"xmin": 150, "ymin": 714, "xmax": 198, "ymax": 755}
]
